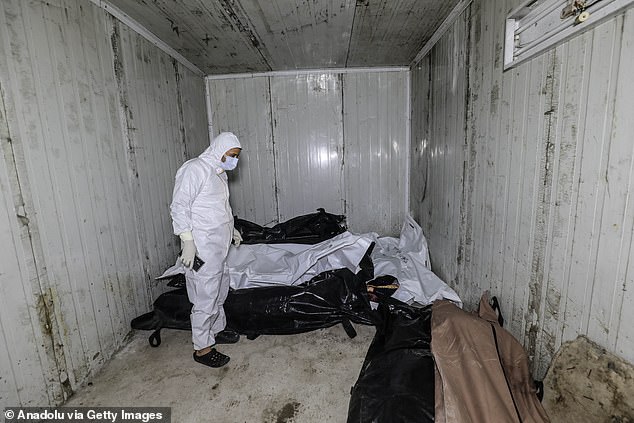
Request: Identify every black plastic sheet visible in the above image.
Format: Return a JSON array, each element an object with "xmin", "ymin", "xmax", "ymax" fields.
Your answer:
[
  {"xmin": 235, "ymin": 208, "xmax": 346, "ymax": 245},
  {"xmin": 347, "ymin": 301, "xmax": 435, "ymax": 423}
]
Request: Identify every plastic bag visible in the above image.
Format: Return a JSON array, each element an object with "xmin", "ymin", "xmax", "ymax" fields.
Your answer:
[
  {"xmin": 132, "ymin": 246, "xmax": 376, "ymax": 346},
  {"xmin": 347, "ymin": 300, "xmax": 435, "ymax": 423},
  {"xmin": 235, "ymin": 208, "xmax": 346, "ymax": 245},
  {"xmin": 224, "ymin": 267, "xmax": 375, "ymax": 339}
]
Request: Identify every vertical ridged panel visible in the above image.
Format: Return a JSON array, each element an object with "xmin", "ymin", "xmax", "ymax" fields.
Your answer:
[
  {"xmin": 610, "ymin": 10, "xmax": 634, "ymax": 364},
  {"xmin": 0, "ymin": 0, "xmax": 146, "ymax": 395},
  {"xmin": 117, "ymin": 24, "xmax": 188, "ymax": 295},
  {"xmin": 0, "ymin": 77, "xmax": 55, "ymax": 406},
  {"xmin": 343, "ymin": 71, "xmax": 408, "ymax": 236},
  {"xmin": 410, "ymin": 56, "xmax": 431, "ymax": 228},
  {"xmin": 177, "ymin": 63, "xmax": 209, "ymax": 159},
  {"xmin": 410, "ymin": 16, "xmax": 468, "ymax": 283},
  {"xmin": 0, "ymin": 0, "xmax": 207, "ymax": 405},
  {"xmin": 208, "ymin": 77, "xmax": 278, "ymax": 225},
  {"xmin": 271, "ymin": 74, "xmax": 345, "ymax": 221},
  {"xmin": 410, "ymin": 0, "xmax": 634, "ymax": 376},
  {"xmin": 208, "ymin": 71, "xmax": 408, "ymax": 234},
  {"xmin": 539, "ymin": 11, "xmax": 634, "ymax": 375}
]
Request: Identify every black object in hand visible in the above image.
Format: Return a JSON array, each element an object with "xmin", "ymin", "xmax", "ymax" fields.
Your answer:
[
  {"xmin": 192, "ymin": 255, "xmax": 205, "ymax": 271},
  {"xmin": 179, "ymin": 250, "xmax": 205, "ymax": 272}
]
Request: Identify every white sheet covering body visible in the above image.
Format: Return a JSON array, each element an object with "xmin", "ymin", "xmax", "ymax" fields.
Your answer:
[
  {"xmin": 369, "ymin": 215, "xmax": 462, "ymax": 307},
  {"xmin": 158, "ymin": 231, "xmax": 373, "ymax": 289},
  {"xmin": 225, "ymin": 231, "xmax": 373, "ymax": 289},
  {"xmin": 158, "ymin": 216, "xmax": 461, "ymax": 306}
]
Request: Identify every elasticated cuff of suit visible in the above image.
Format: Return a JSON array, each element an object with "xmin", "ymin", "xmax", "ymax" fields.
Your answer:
[{"xmin": 179, "ymin": 231, "xmax": 194, "ymax": 241}]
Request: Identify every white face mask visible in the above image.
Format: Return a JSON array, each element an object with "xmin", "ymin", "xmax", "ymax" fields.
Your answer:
[{"xmin": 219, "ymin": 155, "xmax": 239, "ymax": 171}]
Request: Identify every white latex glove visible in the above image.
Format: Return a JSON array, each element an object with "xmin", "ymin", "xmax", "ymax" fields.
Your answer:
[
  {"xmin": 232, "ymin": 228, "xmax": 243, "ymax": 246},
  {"xmin": 179, "ymin": 231, "xmax": 197, "ymax": 268}
]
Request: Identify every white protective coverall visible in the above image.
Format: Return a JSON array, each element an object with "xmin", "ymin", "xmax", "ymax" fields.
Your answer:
[{"xmin": 170, "ymin": 132, "xmax": 242, "ymax": 350}]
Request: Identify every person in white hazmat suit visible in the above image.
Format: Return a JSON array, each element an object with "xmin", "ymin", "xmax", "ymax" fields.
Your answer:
[{"xmin": 170, "ymin": 132, "xmax": 243, "ymax": 368}]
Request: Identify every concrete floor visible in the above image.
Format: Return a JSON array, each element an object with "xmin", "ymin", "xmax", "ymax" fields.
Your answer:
[{"xmin": 65, "ymin": 324, "xmax": 375, "ymax": 423}]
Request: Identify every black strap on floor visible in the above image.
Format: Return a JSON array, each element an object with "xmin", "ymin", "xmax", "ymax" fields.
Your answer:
[
  {"xmin": 341, "ymin": 318, "xmax": 357, "ymax": 338},
  {"xmin": 149, "ymin": 329, "xmax": 162, "ymax": 347}
]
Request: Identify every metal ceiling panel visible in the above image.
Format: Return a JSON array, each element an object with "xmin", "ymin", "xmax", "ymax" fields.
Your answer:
[
  {"xmin": 346, "ymin": 0, "xmax": 461, "ymax": 66},
  {"xmin": 237, "ymin": 0, "xmax": 356, "ymax": 69},
  {"xmin": 107, "ymin": 0, "xmax": 270, "ymax": 74},
  {"xmin": 104, "ymin": 0, "xmax": 461, "ymax": 73}
]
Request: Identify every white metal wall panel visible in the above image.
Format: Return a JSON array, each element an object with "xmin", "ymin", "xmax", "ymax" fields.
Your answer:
[
  {"xmin": 0, "ymin": 74, "xmax": 59, "ymax": 406},
  {"xmin": 0, "ymin": 0, "xmax": 207, "ymax": 406},
  {"xmin": 410, "ymin": 55, "xmax": 431, "ymax": 228},
  {"xmin": 208, "ymin": 77, "xmax": 278, "ymax": 225},
  {"xmin": 208, "ymin": 71, "xmax": 408, "ymax": 234},
  {"xmin": 343, "ymin": 71, "xmax": 408, "ymax": 236},
  {"xmin": 433, "ymin": 18, "xmax": 467, "ymax": 287},
  {"xmin": 410, "ymin": 0, "xmax": 634, "ymax": 376},
  {"xmin": 538, "ymin": 11, "xmax": 634, "ymax": 376},
  {"xmin": 177, "ymin": 63, "xmax": 209, "ymax": 159},
  {"xmin": 0, "ymin": 0, "xmax": 144, "ymax": 397},
  {"xmin": 270, "ymin": 74, "xmax": 345, "ymax": 221},
  {"xmin": 609, "ymin": 11, "xmax": 634, "ymax": 365},
  {"xmin": 116, "ymin": 23, "xmax": 189, "ymax": 296}
]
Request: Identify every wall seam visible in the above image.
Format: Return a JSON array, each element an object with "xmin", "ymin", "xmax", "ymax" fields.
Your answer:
[
  {"xmin": 459, "ymin": 5, "xmax": 474, "ymax": 293},
  {"xmin": 267, "ymin": 77, "xmax": 281, "ymax": 223},
  {"xmin": 526, "ymin": 49, "xmax": 559, "ymax": 374},
  {"xmin": 173, "ymin": 60, "xmax": 188, "ymax": 160}
]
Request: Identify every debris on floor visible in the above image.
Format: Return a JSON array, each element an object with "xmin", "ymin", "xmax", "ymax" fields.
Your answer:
[{"xmin": 543, "ymin": 335, "xmax": 634, "ymax": 423}]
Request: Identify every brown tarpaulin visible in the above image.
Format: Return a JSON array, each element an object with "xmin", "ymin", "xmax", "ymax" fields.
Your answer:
[{"xmin": 432, "ymin": 295, "xmax": 550, "ymax": 423}]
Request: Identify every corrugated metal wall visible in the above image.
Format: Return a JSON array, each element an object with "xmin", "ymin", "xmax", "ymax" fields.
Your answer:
[
  {"xmin": 208, "ymin": 70, "xmax": 409, "ymax": 236},
  {"xmin": 271, "ymin": 74, "xmax": 345, "ymax": 221},
  {"xmin": 344, "ymin": 71, "xmax": 409, "ymax": 235},
  {"xmin": 0, "ymin": 0, "xmax": 207, "ymax": 407},
  {"xmin": 207, "ymin": 77, "xmax": 278, "ymax": 225},
  {"xmin": 410, "ymin": 16, "xmax": 468, "ymax": 286},
  {"xmin": 410, "ymin": 0, "xmax": 634, "ymax": 377}
]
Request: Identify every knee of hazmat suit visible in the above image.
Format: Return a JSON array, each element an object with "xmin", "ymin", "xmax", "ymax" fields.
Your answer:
[{"xmin": 170, "ymin": 132, "xmax": 242, "ymax": 350}]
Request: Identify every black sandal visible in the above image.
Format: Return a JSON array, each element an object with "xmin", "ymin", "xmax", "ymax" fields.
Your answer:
[{"xmin": 193, "ymin": 348, "xmax": 230, "ymax": 368}]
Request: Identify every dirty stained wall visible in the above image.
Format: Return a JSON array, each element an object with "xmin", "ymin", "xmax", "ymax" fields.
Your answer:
[
  {"xmin": 410, "ymin": 0, "xmax": 634, "ymax": 378},
  {"xmin": 0, "ymin": 0, "xmax": 207, "ymax": 407},
  {"xmin": 208, "ymin": 70, "xmax": 409, "ymax": 236}
]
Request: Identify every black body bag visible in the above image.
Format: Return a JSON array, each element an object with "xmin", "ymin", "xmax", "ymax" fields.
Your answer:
[
  {"xmin": 235, "ymin": 208, "xmax": 346, "ymax": 245},
  {"xmin": 223, "ymin": 267, "xmax": 375, "ymax": 340},
  {"xmin": 131, "ymin": 244, "xmax": 376, "ymax": 346},
  {"xmin": 347, "ymin": 300, "xmax": 435, "ymax": 423}
]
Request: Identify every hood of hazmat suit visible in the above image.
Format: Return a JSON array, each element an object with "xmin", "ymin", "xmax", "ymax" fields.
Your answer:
[{"xmin": 169, "ymin": 132, "xmax": 242, "ymax": 350}]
